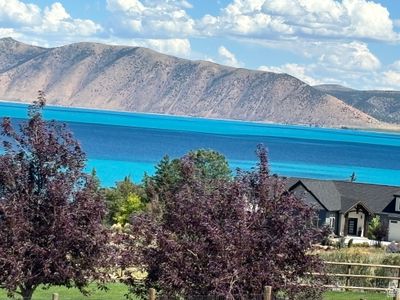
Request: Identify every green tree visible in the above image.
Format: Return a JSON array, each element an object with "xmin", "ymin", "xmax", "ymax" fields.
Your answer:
[
  {"xmin": 145, "ymin": 149, "xmax": 232, "ymax": 203},
  {"xmin": 368, "ymin": 216, "xmax": 388, "ymax": 246},
  {"xmin": 104, "ymin": 177, "xmax": 145, "ymax": 225},
  {"xmin": 186, "ymin": 149, "xmax": 231, "ymax": 182},
  {"xmin": 114, "ymin": 193, "xmax": 144, "ymax": 225}
]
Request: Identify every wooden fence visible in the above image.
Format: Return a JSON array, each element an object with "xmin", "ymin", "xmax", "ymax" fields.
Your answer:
[
  {"xmin": 47, "ymin": 261, "xmax": 400, "ymax": 299},
  {"xmin": 316, "ymin": 261, "xmax": 400, "ymax": 299}
]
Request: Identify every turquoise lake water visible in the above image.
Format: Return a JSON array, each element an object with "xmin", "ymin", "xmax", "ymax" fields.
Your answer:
[{"xmin": 1, "ymin": 101, "xmax": 399, "ymax": 187}]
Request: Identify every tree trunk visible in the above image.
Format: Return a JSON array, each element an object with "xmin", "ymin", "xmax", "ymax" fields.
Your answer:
[{"xmin": 20, "ymin": 285, "xmax": 36, "ymax": 300}]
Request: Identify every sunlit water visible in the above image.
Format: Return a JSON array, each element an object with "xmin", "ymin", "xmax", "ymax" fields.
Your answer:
[{"xmin": 1, "ymin": 101, "xmax": 399, "ymax": 187}]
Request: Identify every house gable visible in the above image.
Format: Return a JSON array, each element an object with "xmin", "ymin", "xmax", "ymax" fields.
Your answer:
[
  {"xmin": 382, "ymin": 195, "xmax": 400, "ymax": 215},
  {"xmin": 289, "ymin": 181, "xmax": 328, "ymax": 211}
]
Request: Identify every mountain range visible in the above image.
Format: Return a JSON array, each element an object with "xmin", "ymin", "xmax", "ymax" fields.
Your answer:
[{"xmin": 0, "ymin": 37, "xmax": 399, "ymax": 130}]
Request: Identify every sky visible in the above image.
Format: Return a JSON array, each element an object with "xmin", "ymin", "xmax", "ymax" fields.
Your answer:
[{"xmin": 0, "ymin": 0, "xmax": 399, "ymax": 90}]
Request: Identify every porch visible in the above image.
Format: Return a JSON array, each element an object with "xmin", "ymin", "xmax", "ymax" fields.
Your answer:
[{"xmin": 339, "ymin": 202, "xmax": 373, "ymax": 238}]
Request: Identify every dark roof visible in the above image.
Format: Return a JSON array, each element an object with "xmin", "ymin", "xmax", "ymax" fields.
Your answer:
[
  {"xmin": 334, "ymin": 181, "xmax": 399, "ymax": 213},
  {"xmin": 287, "ymin": 178, "xmax": 341, "ymax": 211},
  {"xmin": 287, "ymin": 177, "xmax": 400, "ymax": 214}
]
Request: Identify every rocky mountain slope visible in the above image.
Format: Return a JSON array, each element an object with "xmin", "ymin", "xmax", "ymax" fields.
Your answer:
[
  {"xmin": 315, "ymin": 84, "xmax": 400, "ymax": 124},
  {"xmin": 0, "ymin": 38, "xmax": 391, "ymax": 129}
]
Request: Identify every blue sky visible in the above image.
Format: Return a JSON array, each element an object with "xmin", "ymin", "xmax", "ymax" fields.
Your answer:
[{"xmin": 0, "ymin": 0, "xmax": 399, "ymax": 90}]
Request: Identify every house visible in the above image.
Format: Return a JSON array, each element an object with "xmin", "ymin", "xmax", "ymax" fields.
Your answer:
[{"xmin": 287, "ymin": 178, "xmax": 400, "ymax": 241}]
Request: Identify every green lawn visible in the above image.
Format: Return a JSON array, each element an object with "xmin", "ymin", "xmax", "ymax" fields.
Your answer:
[
  {"xmin": 0, "ymin": 283, "xmax": 133, "ymax": 300},
  {"xmin": 324, "ymin": 291, "xmax": 390, "ymax": 300},
  {"xmin": 0, "ymin": 285, "xmax": 391, "ymax": 300}
]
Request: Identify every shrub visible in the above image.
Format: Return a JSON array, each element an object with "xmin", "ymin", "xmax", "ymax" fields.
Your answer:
[
  {"xmin": 368, "ymin": 216, "xmax": 388, "ymax": 247},
  {"xmin": 123, "ymin": 146, "xmax": 329, "ymax": 299},
  {"xmin": 0, "ymin": 94, "xmax": 109, "ymax": 300}
]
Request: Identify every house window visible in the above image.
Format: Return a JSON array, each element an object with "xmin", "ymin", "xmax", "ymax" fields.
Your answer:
[
  {"xmin": 395, "ymin": 197, "xmax": 400, "ymax": 212},
  {"xmin": 325, "ymin": 217, "xmax": 336, "ymax": 229},
  {"xmin": 329, "ymin": 217, "xmax": 336, "ymax": 229}
]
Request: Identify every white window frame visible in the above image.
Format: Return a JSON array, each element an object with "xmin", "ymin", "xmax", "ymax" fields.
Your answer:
[
  {"xmin": 395, "ymin": 197, "xmax": 400, "ymax": 212},
  {"xmin": 325, "ymin": 216, "xmax": 335, "ymax": 229}
]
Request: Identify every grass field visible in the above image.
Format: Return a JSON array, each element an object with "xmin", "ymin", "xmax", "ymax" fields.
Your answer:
[
  {"xmin": 0, "ymin": 283, "xmax": 133, "ymax": 300},
  {"xmin": 0, "ymin": 284, "xmax": 392, "ymax": 300},
  {"xmin": 324, "ymin": 291, "xmax": 391, "ymax": 300}
]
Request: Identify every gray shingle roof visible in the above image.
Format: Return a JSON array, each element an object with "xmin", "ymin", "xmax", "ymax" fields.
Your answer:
[
  {"xmin": 287, "ymin": 178, "xmax": 341, "ymax": 211},
  {"xmin": 287, "ymin": 177, "xmax": 399, "ymax": 213}
]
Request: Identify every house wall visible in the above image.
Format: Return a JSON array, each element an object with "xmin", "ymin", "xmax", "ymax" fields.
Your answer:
[
  {"xmin": 339, "ymin": 214, "xmax": 345, "ymax": 236},
  {"xmin": 291, "ymin": 185, "xmax": 324, "ymax": 210},
  {"xmin": 382, "ymin": 197, "xmax": 400, "ymax": 215},
  {"xmin": 333, "ymin": 211, "xmax": 340, "ymax": 235},
  {"xmin": 323, "ymin": 211, "xmax": 339, "ymax": 235},
  {"xmin": 379, "ymin": 214, "xmax": 400, "ymax": 242},
  {"xmin": 290, "ymin": 184, "xmax": 340, "ymax": 233},
  {"xmin": 380, "ymin": 197, "xmax": 400, "ymax": 241}
]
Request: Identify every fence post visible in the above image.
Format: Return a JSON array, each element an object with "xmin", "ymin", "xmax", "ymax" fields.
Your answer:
[
  {"xmin": 396, "ymin": 290, "xmax": 400, "ymax": 300},
  {"xmin": 52, "ymin": 293, "xmax": 59, "ymax": 300},
  {"xmin": 346, "ymin": 264, "xmax": 352, "ymax": 288},
  {"xmin": 148, "ymin": 288, "xmax": 156, "ymax": 300},
  {"xmin": 263, "ymin": 286, "xmax": 272, "ymax": 300},
  {"xmin": 398, "ymin": 267, "xmax": 400, "ymax": 289}
]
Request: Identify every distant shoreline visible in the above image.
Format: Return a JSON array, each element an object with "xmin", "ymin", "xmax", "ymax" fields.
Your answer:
[{"xmin": 1, "ymin": 99, "xmax": 399, "ymax": 135}]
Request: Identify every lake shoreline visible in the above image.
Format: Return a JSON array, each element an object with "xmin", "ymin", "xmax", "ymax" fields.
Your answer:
[{"xmin": 1, "ymin": 99, "xmax": 399, "ymax": 135}]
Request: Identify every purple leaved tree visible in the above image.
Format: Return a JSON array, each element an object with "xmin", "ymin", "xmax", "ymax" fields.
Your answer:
[
  {"xmin": 0, "ymin": 93, "xmax": 109, "ymax": 300},
  {"xmin": 123, "ymin": 146, "xmax": 329, "ymax": 299}
]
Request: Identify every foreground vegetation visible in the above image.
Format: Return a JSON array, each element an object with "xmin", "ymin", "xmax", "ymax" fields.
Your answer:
[
  {"xmin": 0, "ymin": 283, "xmax": 131, "ymax": 300},
  {"xmin": 0, "ymin": 285, "xmax": 389, "ymax": 300},
  {"xmin": 324, "ymin": 291, "xmax": 389, "ymax": 300},
  {"xmin": 1, "ymin": 96, "xmax": 398, "ymax": 300},
  {"xmin": 320, "ymin": 247, "xmax": 400, "ymax": 286}
]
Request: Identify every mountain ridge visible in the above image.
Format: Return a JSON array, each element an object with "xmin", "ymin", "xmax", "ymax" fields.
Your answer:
[
  {"xmin": 0, "ymin": 37, "xmax": 397, "ymax": 129},
  {"xmin": 314, "ymin": 84, "xmax": 400, "ymax": 124}
]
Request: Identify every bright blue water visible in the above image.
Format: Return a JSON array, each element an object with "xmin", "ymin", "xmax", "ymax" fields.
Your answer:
[{"xmin": 1, "ymin": 101, "xmax": 400, "ymax": 187}]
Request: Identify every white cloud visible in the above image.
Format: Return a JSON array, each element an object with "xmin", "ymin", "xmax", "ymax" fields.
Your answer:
[
  {"xmin": 141, "ymin": 38, "xmax": 191, "ymax": 57},
  {"xmin": 382, "ymin": 71, "xmax": 400, "ymax": 88},
  {"xmin": 0, "ymin": 1, "xmax": 102, "ymax": 40},
  {"xmin": 34, "ymin": 3, "xmax": 101, "ymax": 36},
  {"xmin": 103, "ymin": 0, "xmax": 399, "ymax": 42},
  {"xmin": 106, "ymin": 0, "xmax": 195, "ymax": 37},
  {"xmin": 378, "ymin": 61, "xmax": 400, "ymax": 89},
  {"xmin": 258, "ymin": 57, "xmax": 400, "ymax": 91},
  {"xmin": 218, "ymin": 46, "xmax": 241, "ymax": 67},
  {"xmin": 198, "ymin": 0, "xmax": 399, "ymax": 42},
  {"xmin": 317, "ymin": 41, "xmax": 381, "ymax": 71},
  {"xmin": 0, "ymin": 0, "xmax": 41, "ymax": 26},
  {"xmin": 0, "ymin": 27, "xmax": 19, "ymax": 37},
  {"xmin": 94, "ymin": 37, "xmax": 192, "ymax": 58},
  {"xmin": 106, "ymin": 0, "xmax": 145, "ymax": 13},
  {"xmin": 198, "ymin": 1, "xmax": 293, "ymax": 37},
  {"xmin": 390, "ymin": 60, "xmax": 400, "ymax": 71},
  {"xmin": 248, "ymin": 39, "xmax": 380, "ymax": 73},
  {"xmin": 258, "ymin": 63, "xmax": 323, "ymax": 85},
  {"xmin": 265, "ymin": 0, "xmax": 398, "ymax": 41}
]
